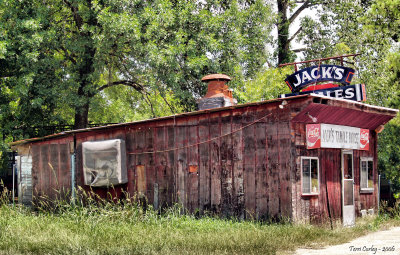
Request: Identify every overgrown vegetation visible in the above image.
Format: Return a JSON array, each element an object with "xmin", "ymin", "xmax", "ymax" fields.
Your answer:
[{"xmin": 0, "ymin": 187, "xmax": 399, "ymax": 255}]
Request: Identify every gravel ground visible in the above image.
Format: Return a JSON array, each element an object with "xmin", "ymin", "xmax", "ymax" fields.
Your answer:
[{"xmin": 295, "ymin": 227, "xmax": 400, "ymax": 255}]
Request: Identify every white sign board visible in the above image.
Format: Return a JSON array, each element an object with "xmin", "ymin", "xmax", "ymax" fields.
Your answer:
[{"xmin": 307, "ymin": 124, "xmax": 369, "ymax": 150}]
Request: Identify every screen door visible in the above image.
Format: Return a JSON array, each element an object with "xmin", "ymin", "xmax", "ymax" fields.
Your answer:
[{"xmin": 342, "ymin": 150, "xmax": 355, "ymax": 226}]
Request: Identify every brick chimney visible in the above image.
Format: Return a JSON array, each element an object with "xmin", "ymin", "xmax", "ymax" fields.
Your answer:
[{"xmin": 197, "ymin": 74, "xmax": 237, "ymax": 110}]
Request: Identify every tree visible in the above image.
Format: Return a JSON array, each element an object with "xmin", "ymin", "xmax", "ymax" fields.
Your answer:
[
  {"xmin": 0, "ymin": 0, "xmax": 274, "ymax": 132},
  {"xmin": 275, "ymin": 0, "xmax": 322, "ymax": 65},
  {"xmin": 0, "ymin": 0, "xmax": 68, "ymax": 139}
]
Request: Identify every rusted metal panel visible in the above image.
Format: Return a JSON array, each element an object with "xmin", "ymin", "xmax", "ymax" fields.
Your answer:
[{"xmin": 292, "ymin": 103, "xmax": 395, "ymax": 130}]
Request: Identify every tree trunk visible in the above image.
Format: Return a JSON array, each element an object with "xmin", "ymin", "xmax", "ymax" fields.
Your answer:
[
  {"xmin": 277, "ymin": 0, "xmax": 291, "ymax": 65},
  {"xmin": 74, "ymin": 101, "xmax": 89, "ymax": 130}
]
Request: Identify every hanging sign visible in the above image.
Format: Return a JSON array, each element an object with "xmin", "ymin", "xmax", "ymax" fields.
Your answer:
[
  {"xmin": 279, "ymin": 84, "xmax": 366, "ymax": 102},
  {"xmin": 307, "ymin": 124, "xmax": 369, "ymax": 151},
  {"xmin": 285, "ymin": 65, "xmax": 355, "ymax": 92}
]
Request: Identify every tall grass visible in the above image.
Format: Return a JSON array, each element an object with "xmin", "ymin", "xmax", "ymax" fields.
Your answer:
[{"xmin": 0, "ymin": 187, "xmax": 399, "ymax": 255}]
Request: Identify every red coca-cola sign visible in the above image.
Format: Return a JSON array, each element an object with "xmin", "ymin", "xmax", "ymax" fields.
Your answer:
[
  {"xmin": 307, "ymin": 124, "xmax": 321, "ymax": 149},
  {"xmin": 360, "ymin": 129, "xmax": 370, "ymax": 151}
]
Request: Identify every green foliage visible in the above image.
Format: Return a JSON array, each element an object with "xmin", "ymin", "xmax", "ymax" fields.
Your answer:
[
  {"xmin": 378, "ymin": 121, "xmax": 400, "ymax": 192},
  {"xmin": 236, "ymin": 67, "xmax": 292, "ymax": 103},
  {"xmin": 89, "ymin": 86, "xmax": 184, "ymax": 123},
  {"xmin": 0, "ymin": 0, "xmax": 274, "ymax": 132}
]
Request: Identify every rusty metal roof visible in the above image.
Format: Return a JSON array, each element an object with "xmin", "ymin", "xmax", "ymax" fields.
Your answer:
[
  {"xmin": 10, "ymin": 94, "xmax": 398, "ymax": 146},
  {"xmin": 292, "ymin": 103, "xmax": 395, "ymax": 130}
]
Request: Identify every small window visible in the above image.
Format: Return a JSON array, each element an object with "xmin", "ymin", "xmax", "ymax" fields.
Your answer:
[
  {"xmin": 360, "ymin": 157, "xmax": 374, "ymax": 192},
  {"xmin": 301, "ymin": 157, "xmax": 319, "ymax": 195}
]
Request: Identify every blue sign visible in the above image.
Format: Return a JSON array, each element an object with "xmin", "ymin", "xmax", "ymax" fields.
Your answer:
[
  {"xmin": 285, "ymin": 65, "xmax": 355, "ymax": 92},
  {"xmin": 279, "ymin": 84, "xmax": 366, "ymax": 102}
]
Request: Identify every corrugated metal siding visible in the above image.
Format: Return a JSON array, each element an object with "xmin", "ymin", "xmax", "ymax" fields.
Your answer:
[
  {"xmin": 292, "ymin": 103, "xmax": 394, "ymax": 130},
  {"xmin": 31, "ymin": 137, "xmax": 73, "ymax": 200},
  {"xmin": 17, "ymin": 155, "xmax": 32, "ymax": 205}
]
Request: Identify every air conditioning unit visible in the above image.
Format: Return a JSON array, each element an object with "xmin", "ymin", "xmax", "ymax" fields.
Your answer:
[{"xmin": 82, "ymin": 139, "xmax": 128, "ymax": 187}]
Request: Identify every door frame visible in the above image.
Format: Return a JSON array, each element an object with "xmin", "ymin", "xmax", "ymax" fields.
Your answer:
[{"xmin": 342, "ymin": 149, "xmax": 355, "ymax": 226}]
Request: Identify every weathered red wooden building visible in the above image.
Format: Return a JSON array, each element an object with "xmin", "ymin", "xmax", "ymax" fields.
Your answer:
[{"xmin": 11, "ymin": 79, "xmax": 398, "ymax": 225}]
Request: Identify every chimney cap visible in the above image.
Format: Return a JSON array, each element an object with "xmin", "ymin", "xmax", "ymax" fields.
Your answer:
[{"xmin": 201, "ymin": 74, "xmax": 231, "ymax": 82}]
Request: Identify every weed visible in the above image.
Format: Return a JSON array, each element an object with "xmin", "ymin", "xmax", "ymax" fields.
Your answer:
[{"xmin": 0, "ymin": 187, "xmax": 399, "ymax": 254}]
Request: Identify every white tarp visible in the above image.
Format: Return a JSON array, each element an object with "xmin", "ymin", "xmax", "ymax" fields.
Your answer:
[{"xmin": 82, "ymin": 139, "xmax": 127, "ymax": 187}]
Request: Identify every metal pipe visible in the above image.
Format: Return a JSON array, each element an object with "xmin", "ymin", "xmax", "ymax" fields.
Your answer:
[
  {"xmin": 71, "ymin": 153, "xmax": 76, "ymax": 203},
  {"xmin": 378, "ymin": 174, "xmax": 381, "ymax": 215},
  {"xmin": 12, "ymin": 163, "xmax": 15, "ymax": 207}
]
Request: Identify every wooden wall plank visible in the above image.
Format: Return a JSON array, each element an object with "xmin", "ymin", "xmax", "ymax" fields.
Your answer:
[
  {"xmin": 210, "ymin": 113, "xmax": 221, "ymax": 213},
  {"xmin": 232, "ymin": 110, "xmax": 244, "ymax": 219},
  {"xmin": 266, "ymin": 122, "xmax": 279, "ymax": 219},
  {"xmin": 135, "ymin": 129, "xmax": 146, "ymax": 199},
  {"xmin": 176, "ymin": 125, "xmax": 187, "ymax": 208},
  {"xmin": 145, "ymin": 127, "xmax": 155, "ymax": 205},
  {"xmin": 188, "ymin": 122, "xmax": 199, "ymax": 213},
  {"xmin": 243, "ymin": 111, "xmax": 256, "ymax": 219},
  {"xmin": 49, "ymin": 143, "xmax": 59, "ymax": 198},
  {"xmin": 221, "ymin": 112, "xmax": 233, "ymax": 217},
  {"xmin": 198, "ymin": 115, "xmax": 210, "ymax": 212},
  {"xmin": 40, "ymin": 144, "xmax": 50, "ymax": 197},
  {"xmin": 59, "ymin": 142, "xmax": 70, "ymax": 196},
  {"xmin": 154, "ymin": 127, "xmax": 166, "ymax": 209},
  {"xmin": 255, "ymin": 122, "xmax": 268, "ymax": 219},
  {"xmin": 166, "ymin": 126, "xmax": 175, "ymax": 206},
  {"xmin": 278, "ymin": 121, "xmax": 291, "ymax": 218},
  {"xmin": 126, "ymin": 130, "xmax": 136, "ymax": 196},
  {"xmin": 32, "ymin": 144, "xmax": 40, "ymax": 198}
]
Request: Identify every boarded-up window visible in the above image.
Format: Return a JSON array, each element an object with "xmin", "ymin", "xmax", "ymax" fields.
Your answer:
[
  {"xmin": 360, "ymin": 157, "xmax": 374, "ymax": 192},
  {"xmin": 301, "ymin": 157, "xmax": 319, "ymax": 195},
  {"xmin": 136, "ymin": 165, "xmax": 146, "ymax": 197}
]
